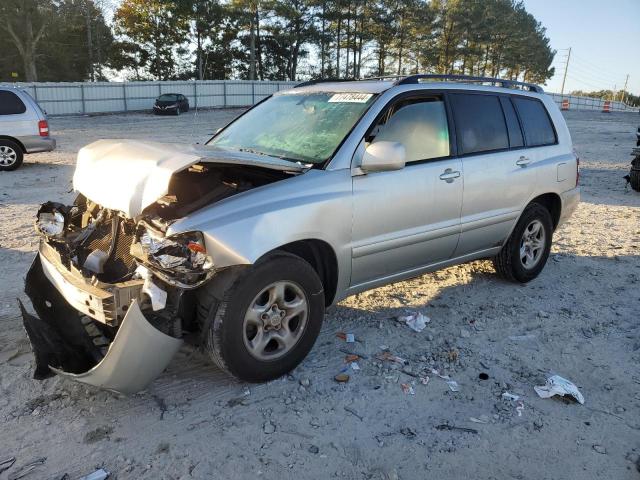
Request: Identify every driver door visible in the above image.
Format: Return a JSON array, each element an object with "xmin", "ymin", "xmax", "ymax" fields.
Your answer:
[{"xmin": 350, "ymin": 94, "xmax": 463, "ymax": 287}]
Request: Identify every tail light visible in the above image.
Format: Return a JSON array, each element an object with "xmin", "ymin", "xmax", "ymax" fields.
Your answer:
[{"xmin": 38, "ymin": 120, "xmax": 49, "ymax": 137}]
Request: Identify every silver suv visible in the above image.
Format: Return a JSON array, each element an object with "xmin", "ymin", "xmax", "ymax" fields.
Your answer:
[
  {"xmin": 23, "ymin": 75, "xmax": 579, "ymax": 394},
  {"xmin": 0, "ymin": 86, "xmax": 56, "ymax": 171}
]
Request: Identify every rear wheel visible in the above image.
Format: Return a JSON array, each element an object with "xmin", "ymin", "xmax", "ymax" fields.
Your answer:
[
  {"xmin": 493, "ymin": 202, "xmax": 553, "ymax": 283},
  {"xmin": 197, "ymin": 252, "xmax": 325, "ymax": 382},
  {"xmin": 630, "ymin": 167, "xmax": 640, "ymax": 192},
  {"xmin": 0, "ymin": 140, "xmax": 23, "ymax": 171}
]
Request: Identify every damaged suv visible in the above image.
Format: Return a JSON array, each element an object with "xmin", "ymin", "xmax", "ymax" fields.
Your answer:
[{"xmin": 23, "ymin": 75, "xmax": 580, "ymax": 394}]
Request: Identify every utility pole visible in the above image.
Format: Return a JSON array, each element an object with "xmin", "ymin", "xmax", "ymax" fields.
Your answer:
[
  {"xmin": 560, "ymin": 47, "xmax": 571, "ymax": 96},
  {"xmin": 619, "ymin": 74, "xmax": 629, "ymax": 103}
]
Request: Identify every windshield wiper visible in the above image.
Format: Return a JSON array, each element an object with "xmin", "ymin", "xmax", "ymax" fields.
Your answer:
[{"xmin": 237, "ymin": 147, "xmax": 306, "ymax": 165}]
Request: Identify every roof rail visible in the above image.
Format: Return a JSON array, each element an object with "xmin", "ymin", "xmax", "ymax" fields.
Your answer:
[
  {"xmin": 396, "ymin": 74, "xmax": 544, "ymax": 93},
  {"xmin": 294, "ymin": 78, "xmax": 356, "ymax": 88}
]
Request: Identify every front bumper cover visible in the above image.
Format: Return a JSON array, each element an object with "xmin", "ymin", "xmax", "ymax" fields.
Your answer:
[{"xmin": 21, "ymin": 253, "xmax": 183, "ymax": 395}]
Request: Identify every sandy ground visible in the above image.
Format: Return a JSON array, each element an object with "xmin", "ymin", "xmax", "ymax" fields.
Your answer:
[{"xmin": 1, "ymin": 108, "xmax": 639, "ymax": 480}]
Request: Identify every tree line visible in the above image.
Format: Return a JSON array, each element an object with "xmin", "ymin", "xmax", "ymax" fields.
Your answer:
[{"xmin": 1, "ymin": 0, "xmax": 556, "ymax": 85}]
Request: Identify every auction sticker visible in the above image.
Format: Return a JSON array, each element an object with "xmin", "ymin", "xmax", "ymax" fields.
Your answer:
[{"xmin": 328, "ymin": 93, "xmax": 373, "ymax": 103}]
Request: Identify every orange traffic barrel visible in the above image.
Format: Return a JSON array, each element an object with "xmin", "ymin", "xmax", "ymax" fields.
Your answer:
[
  {"xmin": 602, "ymin": 100, "xmax": 611, "ymax": 113},
  {"xmin": 561, "ymin": 99, "xmax": 569, "ymax": 110}
]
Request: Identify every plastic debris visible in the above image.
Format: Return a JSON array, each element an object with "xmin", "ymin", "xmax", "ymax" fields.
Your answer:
[
  {"xmin": 136, "ymin": 265, "xmax": 167, "ymax": 311},
  {"xmin": 78, "ymin": 468, "xmax": 110, "ymax": 480},
  {"xmin": 430, "ymin": 368, "xmax": 460, "ymax": 392},
  {"xmin": 8, "ymin": 458, "xmax": 46, "ymax": 480},
  {"xmin": 501, "ymin": 392, "xmax": 520, "ymax": 401},
  {"xmin": 0, "ymin": 457, "xmax": 16, "ymax": 474},
  {"xmin": 399, "ymin": 312, "xmax": 430, "ymax": 332},
  {"xmin": 376, "ymin": 351, "xmax": 407, "ymax": 364},
  {"xmin": 334, "ymin": 373, "xmax": 350, "ymax": 383},
  {"xmin": 350, "ymin": 362, "xmax": 360, "ymax": 371},
  {"xmin": 336, "ymin": 332, "xmax": 356, "ymax": 343},
  {"xmin": 516, "ymin": 400, "xmax": 525, "ymax": 417},
  {"xmin": 419, "ymin": 376, "xmax": 430, "ymax": 385},
  {"xmin": 534, "ymin": 375, "xmax": 585, "ymax": 404},
  {"xmin": 401, "ymin": 383, "xmax": 415, "ymax": 395}
]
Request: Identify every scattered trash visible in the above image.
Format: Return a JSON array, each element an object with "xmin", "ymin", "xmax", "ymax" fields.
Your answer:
[
  {"xmin": 431, "ymin": 369, "xmax": 460, "ymax": 392},
  {"xmin": 344, "ymin": 354, "xmax": 360, "ymax": 363},
  {"xmin": 350, "ymin": 362, "xmax": 360, "ymax": 371},
  {"xmin": 8, "ymin": 457, "xmax": 46, "ymax": 480},
  {"xmin": 339, "ymin": 347, "xmax": 369, "ymax": 359},
  {"xmin": 516, "ymin": 400, "xmax": 525, "ymax": 417},
  {"xmin": 399, "ymin": 312, "xmax": 430, "ymax": 332},
  {"xmin": 336, "ymin": 332, "xmax": 355, "ymax": 343},
  {"xmin": 534, "ymin": 375, "xmax": 585, "ymax": 404},
  {"xmin": 419, "ymin": 376, "xmax": 430, "ymax": 385},
  {"xmin": 469, "ymin": 415, "xmax": 490, "ymax": 424},
  {"xmin": 447, "ymin": 349, "xmax": 459, "ymax": 362},
  {"xmin": 592, "ymin": 444, "xmax": 607, "ymax": 455},
  {"xmin": 478, "ymin": 372, "xmax": 489, "ymax": 380},
  {"xmin": 334, "ymin": 373, "xmax": 350, "ymax": 383},
  {"xmin": 401, "ymin": 383, "xmax": 415, "ymax": 395},
  {"xmin": 0, "ymin": 457, "xmax": 16, "ymax": 474},
  {"xmin": 78, "ymin": 468, "xmax": 110, "ymax": 480},
  {"xmin": 376, "ymin": 351, "xmax": 407, "ymax": 364},
  {"xmin": 501, "ymin": 392, "xmax": 520, "ymax": 401},
  {"xmin": 299, "ymin": 378, "xmax": 311, "ymax": 388},
  {"xmin": 435, "ymin": 424, "xmax": 478, "ymax": 434}
]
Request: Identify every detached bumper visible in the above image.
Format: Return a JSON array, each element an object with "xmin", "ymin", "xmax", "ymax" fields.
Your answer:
[{"xmin": 21, "ymin": 253, "xmax": 183, "ymax": 395}]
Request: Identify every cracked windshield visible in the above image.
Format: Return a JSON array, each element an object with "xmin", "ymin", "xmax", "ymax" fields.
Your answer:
[{"xmin": 208, "ymin": 92, "xmax": 377, "ymax": 164}]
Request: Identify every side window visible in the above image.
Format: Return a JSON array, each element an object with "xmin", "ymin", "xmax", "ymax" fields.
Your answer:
[
  {"xmin": 512, "ymin": 97, "xmax": 556, "ymax": 146},
  {"xmin": 450, "ymin": 93, "xmax": 509, "ymax": 155},
  {"xmin": 0, "ymin": 91, "xmax": 27, "ymax": 115},
  {"xmin": 500, "ymin": 97, "xmax": 524, "ymax": 148},
  {"xmin": 371, "ymin": 98, "xmax": 450, "ymax": 162}
]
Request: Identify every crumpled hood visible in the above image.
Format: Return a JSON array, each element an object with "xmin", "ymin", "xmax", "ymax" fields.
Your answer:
[{"xmin": 73, "ymin": 139, "xmax": 305, "ymax": 218}]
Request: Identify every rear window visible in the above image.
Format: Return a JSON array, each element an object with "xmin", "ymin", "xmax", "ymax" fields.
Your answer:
[
  {"xmin": 0, "ymin": 91, "xmax": 27, "ymax": 115},
  {"xmin": 512, "ymin": 97, "xmax": 556, "ymax": 146},
  {"xmin": 450, "ymin": 94, "xmax": 509, "ymax": 155}
]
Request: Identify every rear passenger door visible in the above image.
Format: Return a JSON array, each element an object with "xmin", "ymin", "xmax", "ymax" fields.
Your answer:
[
  {"xmin": 0, "ymin": 90, "xmax": 33, "ymax": 138},
  {"xmin": 450, "ymin": 92, "xmax": 536, "ymax": 257}
]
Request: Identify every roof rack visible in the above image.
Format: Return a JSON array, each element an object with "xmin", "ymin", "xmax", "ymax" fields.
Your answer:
[
  {"xmin": 395, "ymin": 74, "xmax": 544, "ymax": 93},
  {"xmin": 293, "ymin": 78, "xmax": 356, "ymax": 88}
]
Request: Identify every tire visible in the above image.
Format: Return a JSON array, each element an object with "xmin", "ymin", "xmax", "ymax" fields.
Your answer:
[
  {"xmin": 197, "ymin": 252, "xmax": 325, "ymax": 382},
  {"xmin": 175, "ymin": 107, "xmax": 181, "ymax": 116},
  {"xmin": 630, "ymin": 168, "xmax": 640, "ymax": 192},
  {"xmin": 493, "ymin": 202, "xmax": 553, "ymax": 283},
  {"xmin": 0, "ymin": 139, "xmax": 24, "ymax": 171}
]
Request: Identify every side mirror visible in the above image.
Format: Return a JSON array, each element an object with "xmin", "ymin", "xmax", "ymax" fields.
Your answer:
[{"xmin": 360, "ymin": 141, "xmax": 406, "ymax": 173}]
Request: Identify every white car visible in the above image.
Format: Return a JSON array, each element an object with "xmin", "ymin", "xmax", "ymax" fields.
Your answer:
[{"xmin": 0, "ymin": 86, "xmax": 56, "ymax": 171}]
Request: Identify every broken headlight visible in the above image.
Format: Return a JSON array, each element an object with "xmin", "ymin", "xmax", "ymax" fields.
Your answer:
[
  {"xmin": 139, "ymin": 229, "xmax": 214, "ymax": 280},
  {"xmin": 35, "ymin": 202, "xmax": 70, "ymax": 238}
]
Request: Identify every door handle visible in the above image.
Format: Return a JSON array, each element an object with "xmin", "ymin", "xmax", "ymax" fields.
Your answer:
[
  {"xmin": 439, "ymin": 169, "xmax": 461, "ymax": 182},
  {"xmin": 516, "ymin": 156, "xmax": 531, "ymax": 167}
]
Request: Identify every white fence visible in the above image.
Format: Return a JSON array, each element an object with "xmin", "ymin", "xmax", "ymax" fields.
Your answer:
[
  {"xmin": 6, "ymin": 80, "xmax": 298, "ymax": 116},
  {"xmin": 548, "ymin": 93, "xmax": 638, "ymax": 113},
  {"xmin": 3, "ymin": 80, "xmax": 638, "ymax": 115}
]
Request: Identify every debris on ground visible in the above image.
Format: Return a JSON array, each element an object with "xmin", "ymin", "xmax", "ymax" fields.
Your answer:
[
  {"xmin": 376, "ymin": 351, "xmax": 407, "ymax": 365},
  {"xmin": 334, "ymin": 373, "xmax": 350, "ymax": 383},
  {"xmin": 401, "ymin": 383, "xmax": 415, "ymax": 395},
  {"xmin": 263, "ymin": 420, "xmax": 276, "ymax": 434},
  {"xmin": 516, "ymin": 400, "xmax": 525, "ymax": 417},
  {"xmin": 592, "ymin": 445, "xmax": 607, "ymax": 455},
  {"xmin": 350, "ymin": 362, "xmax": 360, "ymax": 371},
  {"xmin": 501, "ymin": 392, "xmax": 520, "ymax": 401},
  {"xmin": 431, "ymin": 369, "xmax": 460, "ymax": 392},
  {"xmin": 435, "ymin": 424, "xmax": 479, "ymax": 434},
  {"xmin": 7, "ymin": 457, "xmax": 46, "ymax": 480},
  {"xmin": 78, "ymin": 468, "xmax": 110, "ymax": 480},
  {"xmin": 336, "ymin": 332, "xmax": 355, "ymax": 343},
  {"xmin": 469, "ymin": 415, "xmax": 490, "ymax": 424},
  {"xmin": 534, "ymin": 375, "xmax": 585, "ymax": 404},
  {"xmin": 419, "ymin": 376, "xmax": 430, "ymax": 385},
  {"xmin": 344, "ymin": 354, "xmax": 360, "ymax": 363},
  {"xmin": 398, "ymin": 312, "xmax": 430, "ymax": 332}
]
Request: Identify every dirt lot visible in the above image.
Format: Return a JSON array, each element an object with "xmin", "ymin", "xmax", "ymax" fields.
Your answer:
[{"xmin": 1, "ymin": 109, "xmax": 639, "ymax": 480}]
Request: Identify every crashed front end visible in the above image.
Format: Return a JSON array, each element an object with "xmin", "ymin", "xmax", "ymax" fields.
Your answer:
[{"xmin": 22, "ymin": 196, "xmax": 214, "ymax": 395}]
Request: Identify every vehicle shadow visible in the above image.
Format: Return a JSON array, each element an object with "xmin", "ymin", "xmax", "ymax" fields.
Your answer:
[{"xmin": 579, "ymin": 166, "xmax": 640, "ymax": 207}]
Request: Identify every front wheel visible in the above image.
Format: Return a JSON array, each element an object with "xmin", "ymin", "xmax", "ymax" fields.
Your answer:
[
  {"xmin": 493, "ymin": 202, "xmax": 553, "ymax": 283},
  {"xmin": 197, "ymin": 252, "xmax": 325, "ymax": 382},
  {"xmin": 175, "ymin": 107, "xmax": 181, "ymax": 116}
]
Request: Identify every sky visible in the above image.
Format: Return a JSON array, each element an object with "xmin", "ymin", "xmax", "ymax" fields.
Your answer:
[{"xmin": 522, "ymin": 0, "xmax": 640, "ymax": 96}]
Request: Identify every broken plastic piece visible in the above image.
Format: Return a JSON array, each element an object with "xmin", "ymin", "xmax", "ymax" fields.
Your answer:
[
  {"xmin": 534, "ymin": 375, "xmax": 584, "ymax": 404},
  {"xmin": 136, "ymin": 265, "xmax": 167, "ymax": 311},
  {"xmin": 78, "ymin": 468, "xmax": 110, "ymax": 480},
  {"xmin": 501, "ymin": 392, "xmax": 520, "ymax": 401},
  {"xmin": 399, "ymin": 312, "xmax": 430, "ymax": 332},
  {"xmin": 401, "ymin": 383, "xmax": 415, "ymax": 395}
]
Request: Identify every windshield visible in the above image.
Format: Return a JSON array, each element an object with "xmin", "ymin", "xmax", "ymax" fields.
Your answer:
[
  {"xmin": 158, "ymin": 94, "xmax": 178, "ymax": 101},
  {"xmin": 208, "ymin": 92, "xmax": 377, "ymax": 164}
]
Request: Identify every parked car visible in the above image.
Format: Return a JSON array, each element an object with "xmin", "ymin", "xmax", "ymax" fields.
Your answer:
[
  {"xmin": 23, "ymin": 75, "xmax": 580, "ymax": 394},
  {"xmin": 153, "ymin": 93, "xmax": 190, "ymax": 115},
  {"xmin": 0, "ymin": 86, "xmax": 56, "ymax": 171}
]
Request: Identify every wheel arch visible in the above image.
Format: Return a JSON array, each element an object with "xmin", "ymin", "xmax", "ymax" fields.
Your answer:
[
  {"xmin": 529, "ymin": 192, "xmax": 562, "ymax": 230},
  {"xmin": 0, "ymin": 136, "xmax": 26, "ymax": 153},
  {"xmin": 263, "ymin": 239, "xmax": 339, "ymax": 306}
]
